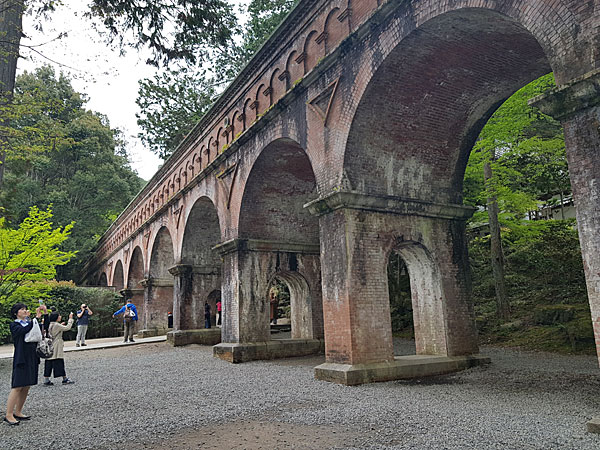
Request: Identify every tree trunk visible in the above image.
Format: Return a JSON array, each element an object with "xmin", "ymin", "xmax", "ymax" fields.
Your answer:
[
  {"xmin": 560, "ymin": 191, "xmax": 565, "ymax": 220},
  {"xmin": 484, "ymin": 161, "xmax": 510, "ymax": 320},
  {"xmin": 0, "ymin": 0, "xmax": 25, "ymax": 189}
]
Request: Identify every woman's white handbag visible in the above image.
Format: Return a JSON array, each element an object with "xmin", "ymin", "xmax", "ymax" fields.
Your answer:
[{"xmin": 24, "ymin": 318, "xmax": 43, "ymax": 343}]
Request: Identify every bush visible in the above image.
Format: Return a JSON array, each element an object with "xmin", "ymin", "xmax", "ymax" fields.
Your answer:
[
  {"xmin": 43, "ymin": 286, "xmax": 124, "ymax": 341},
  {"xmin": 469, "ymin": 219, "xmax": 594, "ymax": 353}
]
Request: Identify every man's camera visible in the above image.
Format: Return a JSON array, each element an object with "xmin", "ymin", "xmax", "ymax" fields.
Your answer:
[{"xmin": 82, "ymin": 305, "xmax": 87, "ymax": 309}]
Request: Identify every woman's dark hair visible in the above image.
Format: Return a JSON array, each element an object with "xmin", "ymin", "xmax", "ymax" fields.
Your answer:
[
  {"xmin": 49, "ymin": 312, "xmax": 60, "ymax": 323},
  {"xmin": 10, "ymin": 303, "xmax": 27, "ymax": 319}
]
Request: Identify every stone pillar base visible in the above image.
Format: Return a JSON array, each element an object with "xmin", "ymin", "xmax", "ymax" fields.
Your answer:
[
  {"xmin": 167, "ymin": 329, "xmax": 221, "ymax": 347},
  {"xmin": 213, "ymin": 339, "xmax": 324, "ymax": 363},
  {"xmin": 315, "ymin": 354, "xmax": 491, "ymax": 386},
  {"xmin": 587, "ymin": 417, "xmax": 600, "ymax": 433},
  {"xmin": 138, "ymin": 328, "xmax": 170, "ymax": 338}
]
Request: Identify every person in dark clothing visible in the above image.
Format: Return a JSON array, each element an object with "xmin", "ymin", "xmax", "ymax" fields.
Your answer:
[
  {"xmin": 204, "ymin": 302, "xmax": 211, "ymax": 329},
  {"xmin": 42, "ymin": 305, "xmax": 56, "ymax": 337},
  {"xmin": 4, "ymin": 303, "xmax": 43, "ymax": 426}
]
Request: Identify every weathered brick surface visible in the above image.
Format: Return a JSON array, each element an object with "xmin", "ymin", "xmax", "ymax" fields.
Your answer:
[
  {"xmin": 562, "ymin": 105, "xmax": 600, "ymax": 364},
  {"xmin": 83, "ymin": 0, "xmax": 600, "ymax": 367}
]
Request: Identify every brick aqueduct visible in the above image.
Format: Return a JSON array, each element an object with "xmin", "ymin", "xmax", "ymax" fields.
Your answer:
[{"xmin": 84, "ymin": 0, "xmax": 600, "ymax": 384}]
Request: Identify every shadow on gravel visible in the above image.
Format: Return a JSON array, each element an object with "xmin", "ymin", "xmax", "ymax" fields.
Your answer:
[{"xmin": 394, "ymin": 374, "xmax": 464, "ymax": 386}]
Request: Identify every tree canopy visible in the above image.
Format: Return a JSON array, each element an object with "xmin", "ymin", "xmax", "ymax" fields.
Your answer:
[
  {"xmin": 464, "ymin": 73, "xmax": 569, "ymax": 224},
  {"xmin": 0, "ymin": 66, "xmax": 145, "ymax": 280},
  {"xmin": 136, "ymin": 0, "xmax": 298, "ymax": 159},
  {"xmin": 0, "ymin": 205, "xmax": 74, "ymax": 305}
]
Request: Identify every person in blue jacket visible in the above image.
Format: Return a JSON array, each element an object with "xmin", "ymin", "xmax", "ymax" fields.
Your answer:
[
  {"xmin": 4, "ymin": 303, "xmax": 43, "ymax": 426},
  {"xmin": 113, "ymin": 299, "xmax": 138, "ymax": 343}
]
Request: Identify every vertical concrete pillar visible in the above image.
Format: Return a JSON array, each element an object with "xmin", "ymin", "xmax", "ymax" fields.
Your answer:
[
  {"xmin": 532, "ymin": 71, "xmax": 600, "ymax": 366},
  {"xmin": 307, "ymin": 191, "xmax": 483, "ymax": 382},
  {"xmin": 317, "ymin": 208, "xmax": 395, "ymax": 365},
  {"xmin": 140, "ymin": 277, "xmax": 173, "ymax": 333},
  {"xmin": 168, "ymin": 264, "xmax": 192, "ymax": 331},
  {"xmin": 216, "ymin": 239, "xmax": 270, "ymax": 344},
  {"xmin": 213, "ymin": 239, "xmax": 324, "ymax": 362}
]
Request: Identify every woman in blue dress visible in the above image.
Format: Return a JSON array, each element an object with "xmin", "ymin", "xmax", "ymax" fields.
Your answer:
[{"xmin": 4, "ymin": 302, "xmax": 43, "ymax": 426}]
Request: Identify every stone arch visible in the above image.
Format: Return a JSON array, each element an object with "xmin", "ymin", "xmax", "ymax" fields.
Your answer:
[
  {"xmin": 127, "ymin": 247, "xmax": 144, "ymax": 289},
  {"xmin": 286, "ymin": 50, "xmax": 303, "ymax": 89},
  {"xmin": 238, "ymin": 138, "xmax": 319, "ymax": 243},
  {"xmin": 126, "ymin": 246, "xmax": 146, "ymax": 328},
  {"xmin": 149, "ymin": 227, "xmax": 175, "ymax": 279},
  {"xmin": 243, "ymin": 98, "xmax": 252, "ymax": 130},
  {"xmin": 269, "ymin": 271, "xmax": 315, "ymax": 339},
  {"xmin": 98, "ymin": 272, "xmax": 108, "ymax": 287},
  {"xmin": 323, "ymin": 7, "xmax": 343, "ymax": 52},
  {"xmin": 177, "ymin": 196, "xmax": 222, "ymax": 330},
  {"xmin": 231, "ymin": 111, "xmax": 239, "ymax": 141},
  {"xmin": 147, "ymin": 226, "xmax": 175, "ymax": 331},
  {"xmin": 206, "ymin": 138, "xmax": 213, "ymax": 164},
  {"xmin": 385, "ymin": 241, "xmax": 447, "ymax": 356},
  {"xmin": 228, "ymin": 138, "xmax": 323, "ymax": 345},
  {"xmin": 341, "ymin": 4, "xmax": 584, "ymax": 199},
  {"xmin": 270, "ymin": 68, "xmax": 285, "ymax": 106},
  {"xmin": 112, "ymin": 260, "xmax": 124, "ymax": 290},
  {"xmin": 303, "ymin": 30, "xmax": 320, "ymax": 73},
  {"xmin": 206, "ymin": 289, "xmax": 221, "ymax": 327}
]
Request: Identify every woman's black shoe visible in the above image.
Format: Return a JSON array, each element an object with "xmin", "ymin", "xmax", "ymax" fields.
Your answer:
[
  {"xmin": 3, "ymin": 417, "xmax": 19, "ymax": 426},
  {"xmin": 14, "ymin": 414, "xmax": 31, "ymax": 420}
]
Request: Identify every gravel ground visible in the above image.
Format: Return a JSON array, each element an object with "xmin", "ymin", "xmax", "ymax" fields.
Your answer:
[{"xmin": 1, "ymin": 339, "xmax": 599, "ymax": 449}]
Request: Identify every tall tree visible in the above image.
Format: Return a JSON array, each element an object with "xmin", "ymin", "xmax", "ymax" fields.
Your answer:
[
  {"xmin": 136, "ymin": 0, "xmax": 299, "ymax": 159},
  {"xmin": 1, "ymin": 66, "xmax": 145, "ymax": 280},
  {"xmin": 0, "ymin": 0, "xmax": 26, "ymax": 187},
  {"xmin": 0, "ymin": 0, "xmax": 237, "ymax": 187},
  {"xmin": 136, "ymin": 68, "xmax": 216, "ymax": 159},
  {"xmin": 0, "ymin": 205, "xmax": 74, "ymax": 304},
  {"xmin": 465, "ymin": 73, "xmax": 569, "ymax": 319}
]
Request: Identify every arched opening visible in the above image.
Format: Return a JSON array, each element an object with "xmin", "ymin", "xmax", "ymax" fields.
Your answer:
[
  {"xmin": 179, "ymin": 197, "xmax": 222, "ymax": 330},
  {"xmin": 112, "ymin": 260, "xmax": 124, "ymax": 291},
  {"xmin": 339, "ymin": 7, "xmax": 589, "ymax": 362},
  {"xmin": 98, "ymin": 272, "xmax": 108, "ymax": 287},
  {"xmin": 207, "ymin": 289, "xmax": 221, "ymax": 327},
  {"xmin": 127, "ymin": 246, "xmax": 145, "ymax": 328},
  {"xmin": 236, "ymin": 138, "xmax": 322, "ymax": 344},
  {"xmin": 387, "ymin": 251, "xmax": 412, "ymax": 341},
  {"xmin": 268, "ymin": 271, "xmax": 315, "ymax": 340},
  {"xmin": 345, "ymin": 9, "xmax": 551, "ymax": 202},
  {"xmin": 148, "ymin": 227, "xmax": 175, "ymax": 332},
  {"xmin": 239, "ymin": 138, "xmax": 319, "ymax": 242}
]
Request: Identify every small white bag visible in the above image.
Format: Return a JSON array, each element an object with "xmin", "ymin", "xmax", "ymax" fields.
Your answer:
[{"xmin": 24, "ymin": 318, "xmax": 43, "ymax": 343}]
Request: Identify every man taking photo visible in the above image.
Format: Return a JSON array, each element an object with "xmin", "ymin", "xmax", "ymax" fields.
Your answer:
[{"xmin": 75, "ymin": 304, "xmax": 93, "ymax": 347}]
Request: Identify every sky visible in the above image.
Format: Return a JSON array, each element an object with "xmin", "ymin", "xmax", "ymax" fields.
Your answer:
[{"xmin": 17, "ymin": 3, "xmax": 179, "ymax": 180}]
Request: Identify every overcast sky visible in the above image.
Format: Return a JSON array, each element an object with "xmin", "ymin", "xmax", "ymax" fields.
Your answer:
[{"xmin": 17, "ymin": 3, "xmax": 201, "ymax": 180}]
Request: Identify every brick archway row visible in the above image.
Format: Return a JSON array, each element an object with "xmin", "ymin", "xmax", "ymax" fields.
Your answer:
[{"xmin": 85, "ymin": 0, "xmax": 600, "ymax": 390}]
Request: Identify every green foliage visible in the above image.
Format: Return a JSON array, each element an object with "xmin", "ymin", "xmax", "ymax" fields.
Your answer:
[
  {"xmin": 0, "ymin": 66, "xmax": 145, "ymax": 280},
  {"xmin": 88, "ymin": 0, "xmax": 237, "ymax": 67},
  {"xmin": 43, "ymin": 285, "xmax": 124, "ymax": 341},
  {"xmin": 464, "ymin": 73, "xmax": 569, "ymax": 220},
  {"xmin": 387, "ymin": 252, "xmax": 413, "ymax": 335},
  {"xmin": 270, "ymin": 278, "xmax": 291, "ymax": 320},
  {"xmin": 470, "ymin": 220, "xmax": 593, "ymax": 353},
  {"xmin": 136, "ymin": 68, "xmax": 216, "ymax": 159},
  {"xmin": 0, "ymin": 206, "xmax": 74, "ymax": 305},
  {"xmin": 136, "ymin": 0, "xmax": 299, "ymax": 159},
  {"xmin": 223, "ymin": 0, "xmax": 298, "ymax": 78}
]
